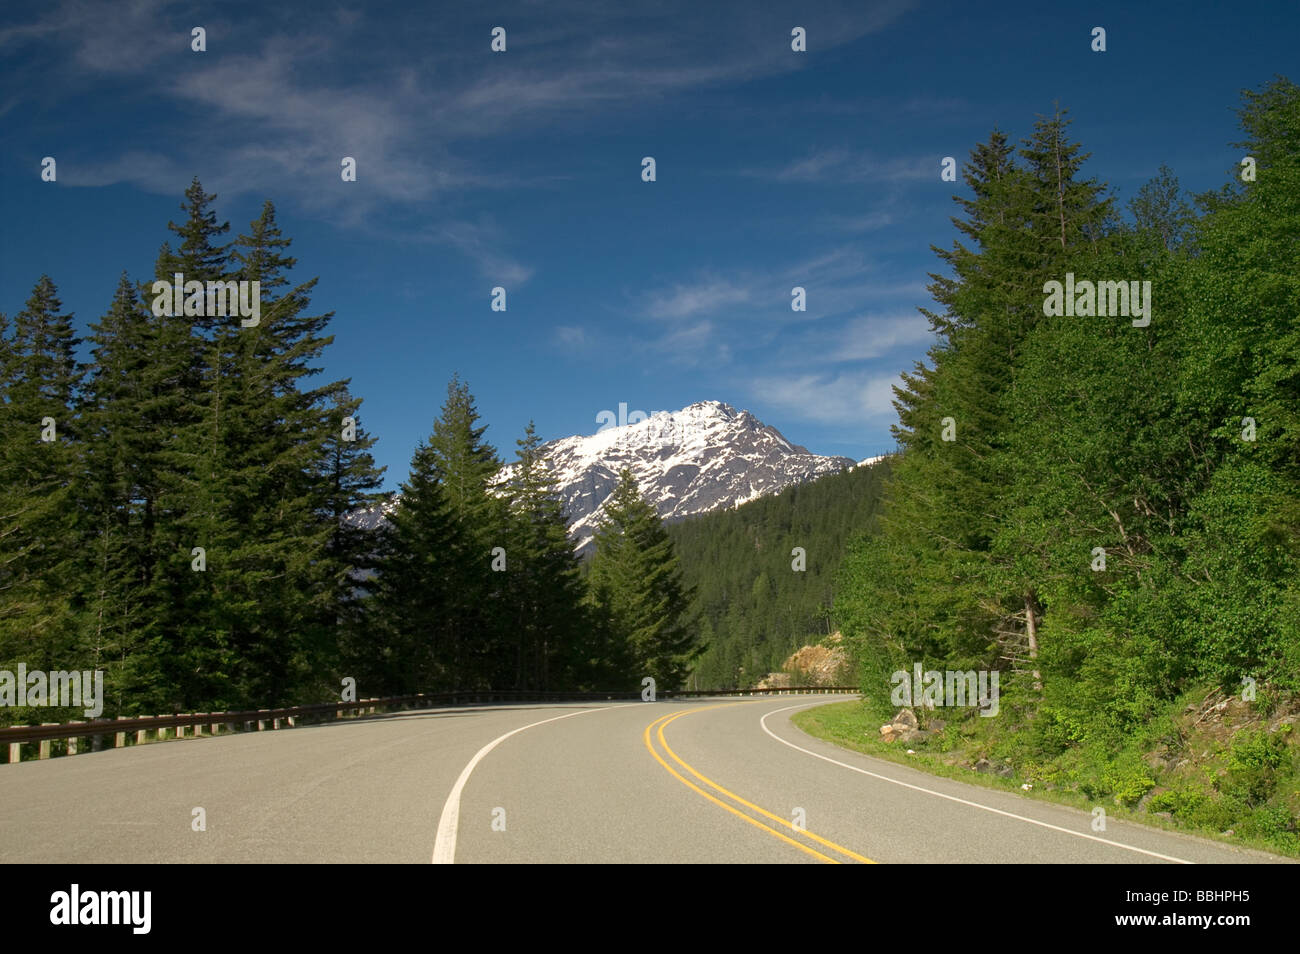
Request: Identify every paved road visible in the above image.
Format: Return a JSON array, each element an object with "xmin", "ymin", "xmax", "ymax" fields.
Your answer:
[{"xmin": 0, "ymin": 696, "xmax": 1286, "ymax": 863}]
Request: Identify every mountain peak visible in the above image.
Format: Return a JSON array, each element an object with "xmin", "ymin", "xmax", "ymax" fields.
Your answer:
[
  {"xmin": 514, "ymin": 400, "xmax": 853, "ymax": 552},
  {"xmin": 352, "ymin": 400, "xmax": 855, "ymax": 553}
]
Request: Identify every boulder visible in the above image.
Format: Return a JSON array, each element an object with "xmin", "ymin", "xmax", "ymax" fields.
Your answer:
[{"xmin": 892, "ymin": 708, "xmax": 918, "ymax": 729}]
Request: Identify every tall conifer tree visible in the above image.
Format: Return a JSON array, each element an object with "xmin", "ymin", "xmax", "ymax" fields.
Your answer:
[{"xmin": 587, "ymin": 469, "xmax": 696, "ymax": 689}]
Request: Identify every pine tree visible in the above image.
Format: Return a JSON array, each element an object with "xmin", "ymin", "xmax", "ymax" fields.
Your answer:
[
  {"xmin": 364, "ymin": 436, "xmax": 462, "ymax": 694},
  {"xmin": 216, "ymin": 199, "xmax": 345, "ymax": 705},
  {"xmin": 143, "ymin": 178, "xmax": 239, "ymax": 708},
  {"xmin": 426, "ymin": 376, "xmax": 509, "ymax": 688},
  {"xmin": 504, "ymin": 421, "xmax": 589, "ymax": 690},
  {"xmin": 588, "ymin": 469, "xmax": 697, "ymax": 689},
  {"xmin": 0, "ymin": 277, "xmax": 83, "ymax": 720},
  {"xmin": 317, "ymin": 387, "xmax": 386, "ymax": 693},
  {"xmin": 80, "ymin": 274, "xmax": 157, "ymax": 710},
  {"xmin": 841, "ymin": 110, "xmax": 1115, "ymax": 705}
]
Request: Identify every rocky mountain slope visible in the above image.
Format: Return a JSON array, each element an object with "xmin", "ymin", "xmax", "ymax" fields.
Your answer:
[{"xmin": 352, "ymin": 400, "xmax": 860, "ymax": 553}]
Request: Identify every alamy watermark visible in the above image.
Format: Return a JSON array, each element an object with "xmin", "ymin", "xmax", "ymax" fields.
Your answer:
[
  {"xmin": 1042, "ymin": 273, "xmax": 1151, "ymax": 327},
  {"xmin": 151, "ymin": 273, "xmax": 261, "ymax": 327},
  {"xmin": 890, "ymin": 663, "xmax": 999, "ymax": 717},
  {"xmin": 596, "ymin": 404, "xmax": 688, "ymax": 450},
  {"xmin": 50, "ymin": 885, "xmax": 150, "ymax": 934},
  {"xmin": 0, "ymin": 665, "xmax": 104, "ymax": 718}
]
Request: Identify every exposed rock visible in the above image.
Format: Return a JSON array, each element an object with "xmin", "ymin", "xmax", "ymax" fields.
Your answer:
[
  {"xmin": 879, "ymin": 707, "xmax": 929, "ymax": 744},
  {"xmin": 759, "ymin": 633, "xmax": 850, "ymax": 688},
  {"xmin": 892, "ymin": 708, "xmax": 918, "ymax": 730}
]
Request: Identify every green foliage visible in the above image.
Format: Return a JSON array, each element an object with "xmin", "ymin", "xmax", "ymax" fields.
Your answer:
[
  {"xmin": 831, "ymin": 77, "xmax": 1300, "ymax": 847},
  {"xmin": 669, "ymin": 459, "xmax": 889, "ymax": 688},
  {"xmin": 501, "ymin": 421, "xmax": 593, "ymax": 690},
  {"xmin": 587, "ymin": 469, "xmax": 698, "ymax": 690},
  {"xmin": 1220, "ymin": 728, "xmax": 1289, "ymax": 807},
  {"xmin": 1, "ymin": 182, "xmax": 387, "ymax": 718}
]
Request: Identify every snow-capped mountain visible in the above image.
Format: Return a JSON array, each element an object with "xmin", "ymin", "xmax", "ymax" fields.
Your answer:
[
  {"xmin": 347, "ymin": 494, "xmax": 401, "ymax": 532},
  {"xmin": 352, "ymin": 400, "xmax": 857, "ymax": 553},
  {"xmin": 508, "ymin": 401, "xmax": 856, "ymax": 552}
]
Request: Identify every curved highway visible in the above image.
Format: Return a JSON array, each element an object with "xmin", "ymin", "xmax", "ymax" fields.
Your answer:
[{"xmin": 0, "ymin": 695, "xmax": 1285, "ymax": 864}]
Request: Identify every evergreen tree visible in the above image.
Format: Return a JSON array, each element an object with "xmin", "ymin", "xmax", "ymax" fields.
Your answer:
[
  {"xmin": 143, "ymin": 178, "xmax": 239, "ymax": 708},
  {"xmin": 427, "ymin": 376, "xmax": 509, "ymax": 688},
  {"xmin": 504, "ymin": 421, "xmax": 589, "ymax": 690},
  {"xmin": 217, "ymin": 199, "xmax": 344, "ymax": 705},
  {"xmin": 0, "ymin": 278, "xmax": 83, "ymax": 720},
  {"xmin": 318, "ymin": 387, "xmax": 387, "ymax": 693},
  {"xmin": 364, "ymin": 436, "xmax": 461, "ymax": 693},
  {"xmin": 588, "ymin": 469, "xmax": 697, "ymax": 689},
  {"xmin": 80, "ymin": 274, "xmax": 156, "ymax": 711}
]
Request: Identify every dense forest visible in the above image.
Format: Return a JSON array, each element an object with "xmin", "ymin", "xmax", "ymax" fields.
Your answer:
[
  {"xmin": 5, "ymin": 73, "xmax": 1296, "ymax": 847},
  {"xmin": 833, "ymin": 77, "xmax": 1299, "ymax": 850},
  {"xmin": 667, "ymin": 458, "xmax": 890, "ymax": 688},
  {"xmin": 0, "ymin": 182, "xmax": 697, "ymax": 727}
]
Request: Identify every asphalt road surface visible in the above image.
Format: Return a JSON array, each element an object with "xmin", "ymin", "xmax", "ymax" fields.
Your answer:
[{"xmin": 0, "ymin": 695, "xmax": 1286, "ymax": 863}]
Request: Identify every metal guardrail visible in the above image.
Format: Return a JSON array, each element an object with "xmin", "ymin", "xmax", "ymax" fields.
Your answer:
[{"xmin": 1, "ymin": 685, "xmax": 860, "ymax": 763}]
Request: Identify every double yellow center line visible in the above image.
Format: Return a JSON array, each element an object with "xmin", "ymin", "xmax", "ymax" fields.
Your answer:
[{"xmin": 643, "ymin": 703, "xmax": 875, "ymax": 864}]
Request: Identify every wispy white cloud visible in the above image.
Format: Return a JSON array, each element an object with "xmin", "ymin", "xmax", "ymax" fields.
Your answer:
[
  {"xmin": 644, "ymin": 278, "xmax": 754, "ymax": 320},
  {"xmin": 744, "ymin": 148, "xmax": 935, "ymax": 184},
  {"xmin": 748, "ymin": 371, "xmax": 902, "ymax": 424},
  {"xmin": 5, "ymin": 0, "xmax": 924, "ymax": 293},
  {"xmin": 635, "ymin": 247, "xmax": 918, "ymax": 326},
  {"xmin": 830, "ymin": 312, "xmax": 935, "ymax": 361},
  {"xmin": 0, "ymin": 0, "xmax": 175, "ymax": 73},
  {"xmin": 554, "ymin": 325, "xmax": 589, "ymax": 349},
  {"xmin": 657, "ymin": 320, "xmax": 722, "ymax": 355},
  {"xmin": 426, "ymin": 220, "xmax": 535, "ymax": 286},
  {"xmin": 824, "ymin": 210, "xmax": 895, "ymax": 233}
]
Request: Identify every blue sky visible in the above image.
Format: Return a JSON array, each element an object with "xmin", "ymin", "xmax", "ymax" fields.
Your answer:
[{"xmin": 2, "ymin": 0, "xmax": 1295, "ymax": 492}]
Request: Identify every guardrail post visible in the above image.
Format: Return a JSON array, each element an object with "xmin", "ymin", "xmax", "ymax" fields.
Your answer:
[
  {"xmin": 38, "ymin": 724, "xmax": 58, "ymax": 760},
  {"xmin": 136, "ymin": 726, "xmax": 148, "ymax": 745},
  {"xmin": 155, "ymin": 718, "xmax": 168, "ymax": 741},
  {"xmin": 257, "ymin": 709, "xmax": 268, "ymax": 730},
  {"xmin": 115, "ymin": 716, "xmax": 128, "ymax": 748},
  {"xmin": 67, "ymin": 723, "xmax": 82, "ymax": 755},
  {"xmin": 225, "ymin": 722, "xmax": 235, "ymax": 733},
  {"xmin": 286, "ymin": 715, "xmax": 295, "ymax": 728},
  {"xmin": 9, "ymin": 730, "xmax": 24, "ymax": 764},
  {"xmin": 272, "ymin": 718, "xmax": 281, "ymax": 730}
]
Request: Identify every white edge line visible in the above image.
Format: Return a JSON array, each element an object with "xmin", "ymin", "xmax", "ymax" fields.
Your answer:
[
  {"xmin": 760, "ymin": 701, "xmax": 1194, "ymax": 865},
  {"xmin": 432, "ymin": 703, "xmax": 637, "ymax": 864}
]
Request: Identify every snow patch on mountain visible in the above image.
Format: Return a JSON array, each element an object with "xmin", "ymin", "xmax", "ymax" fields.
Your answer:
[{"xmin": 351, "ymin": 400, "xmax": 857, "ymax": 554}]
